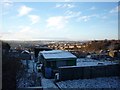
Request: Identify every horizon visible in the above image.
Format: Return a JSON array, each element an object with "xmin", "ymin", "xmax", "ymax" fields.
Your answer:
[
  {"xmin": 1, "ymin": 38, "xmax": 119, "ymax": 42},
  {"xmin": 1, "ymin": 2, "xmax": 119, "ymax": 41}
]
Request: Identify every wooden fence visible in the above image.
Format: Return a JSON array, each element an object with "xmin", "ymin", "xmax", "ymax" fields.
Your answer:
[{"xmin": 58, "ymin": 64, "xmax": 120, "ymax": 81}]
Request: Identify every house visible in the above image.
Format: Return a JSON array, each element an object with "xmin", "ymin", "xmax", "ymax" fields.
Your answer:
[{"xmin": 38, "ymin": 50, "xmax": 77, "ymax": 78}]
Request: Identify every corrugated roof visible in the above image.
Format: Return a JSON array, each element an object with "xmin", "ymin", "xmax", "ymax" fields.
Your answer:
[{"xmin": 40, "ymin": 50, "xmax": 77, "ymax": 59}]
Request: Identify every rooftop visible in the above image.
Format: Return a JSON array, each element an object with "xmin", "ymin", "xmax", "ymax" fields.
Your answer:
[
  {"xmin": 59, "ymin": 58, "xmax": 118, "ymax": 68},
  {"xmin": 40, "ymin": 50, "xmax": 77, "ymax": 59}
]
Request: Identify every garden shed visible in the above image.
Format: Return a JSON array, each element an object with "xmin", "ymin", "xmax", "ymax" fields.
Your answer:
[{"xmin": 38, "ymin": 50, "xmax": 77, "ymax": 78}]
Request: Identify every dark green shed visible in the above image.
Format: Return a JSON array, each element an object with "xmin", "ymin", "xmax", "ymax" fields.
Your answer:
[{"xmin": 38, "ymin": 50, "xmax": 77, "ymax": 78}]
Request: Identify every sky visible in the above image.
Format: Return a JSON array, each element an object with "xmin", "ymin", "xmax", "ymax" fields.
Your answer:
[{"xmin": 0, "ymin": 1, "xmax": 119, "ymax": 41}]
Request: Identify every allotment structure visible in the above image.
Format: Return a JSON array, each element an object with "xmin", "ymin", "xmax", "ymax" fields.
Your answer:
[{"xmin": 38, "ymin": 50, "xmax": 77, "ymax": 78}]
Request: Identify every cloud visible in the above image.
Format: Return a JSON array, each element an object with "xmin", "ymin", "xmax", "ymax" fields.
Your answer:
[
  {"xmin": 28, "ymin": 15, "xmax": 40, "ymax": 24},
  {"xmin": 46, "ymin": 16, "xmax": 68, "ymax": 29},
  {"xmin": 0, "ymin": 26, "xmax": 41, "ymax": 40},
  {"xmin": 2, "ymin": 1, "xmax": 13, "ymax": 16},
  {"xmin": 0, "ymin": 26, "xmax": 69, "ymax": 40},
  {"xmin": 101, "ymin": 16, "xmax": 108, "ymax": 19},
  {"xmin": 3, "ymin": 1, "xmax": 13, "ymax": 8},
  {"xmin": 18, "ymin": 5, "xmax": 33, "ymax": 16},
  {"xmin": 78, "ymin": 14, "xmax": 98, "ymax": 22},
  {"xmin": 78, "ymin": 16, "xmax": 91, "ymax": 22},
  {"xmin": 65, "ymin": 10, "xmax": 81, "ymax": 18},
  {"xmin": 55, "ymin": 3, "xmax": 75, "ymax": 9},
  {"xmin": 55, "ymin": 4, "xmax": 62, "ymax": 8},
  {"xmin": 64, "ymin": 0, "xmax": 73, "ymax": 1},
  {"xmin": 64, "ymin": 10, "xmax": 99, "ymax": 22},
  {"xmin": 110, "ymin": 6, "xmax": 120, "ymax": 13},
  {"xmin": 89, "ymin": 6, "xmax": 96, "ymax": 10}
]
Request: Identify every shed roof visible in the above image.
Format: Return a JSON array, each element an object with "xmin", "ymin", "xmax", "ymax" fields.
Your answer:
[
  {"xmin": 21, "ymin": 50, "xmax": 30, "ymax": 54},
  {"xmin": 40, "ymin": 50, "xmax": 77, "ymax": 59}
]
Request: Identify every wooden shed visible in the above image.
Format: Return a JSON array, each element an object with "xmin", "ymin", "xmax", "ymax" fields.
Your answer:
[{"xmin": 38, "ymin": 50, "xmax": 77, "ymax": 78}]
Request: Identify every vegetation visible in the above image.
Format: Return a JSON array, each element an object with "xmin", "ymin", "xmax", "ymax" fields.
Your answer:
[
  {"xmin": 2, "ymin": 42, "xmax": 24, "ymax": 90},
  {"xmin": 81, "ymin": 40, "xmax": 120, "ymax": 52}
]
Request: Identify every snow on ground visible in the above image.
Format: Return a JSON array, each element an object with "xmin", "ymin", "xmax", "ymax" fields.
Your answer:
[
  {"xmin": 77, "ymin": 58, "xmax": 118, "ymax": 67},
  {"xmin": 18, "ymin": 58, "xmax": 119, "ymax": 88},
  {"xmin": 56, "ymin": 77, "xmax": 120, "ymax": 88},
  {"xmin": 41, "ymin": 78, "xmax": 58, "ymax": 89},
  {"xmin": 17, "ymin": 59, "xmax": 41, "ymax": 88},
  {"xmin": 28, "ymin": 60, "xmax": 36, "ymax": 73},
  {"xmin": 57, "ymin": 58, "xmax": 120, "ymax": 88},
  {"xmin": 18, "ymin": 59, "xmax": 59, "ymax": 89},
  {"xmin": 39, "ymin": 71, "xmax": 58, "ymax": 89}
]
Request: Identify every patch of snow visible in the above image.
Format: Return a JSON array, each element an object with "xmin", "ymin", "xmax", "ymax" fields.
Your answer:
[
  {"xmin": 41, "ymin": 78, "xmax": 58, "ymax": 88},
  {"xmin": 56, "ymin": 77, "xmax": 120, "ymax": 88},
  {"xmin": 21, "ymin": 50, "xmax": 30, "ymax": 54},
  {"xmin": 40, "ymin": 50, "xmax": 76, "ymax": 59},
  {"xmin": 17, "ymin": 59, "xmax": 40, "ymax": 88},
  {"xmin": 77, "ymin": 58, "xmax": 118, "ymax": 67},
  {"xmin": 60, "ymin": 58, "xmax": 118, "ymax": 68}
]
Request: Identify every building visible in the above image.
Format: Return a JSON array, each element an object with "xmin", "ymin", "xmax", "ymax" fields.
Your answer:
[
  {"xmin": 34, "ymin": 47, "xmax": 52, "ymax": 62},
  {"xmin": 38, "ymin": 50, "xmax": 77, "ymax": 78}
]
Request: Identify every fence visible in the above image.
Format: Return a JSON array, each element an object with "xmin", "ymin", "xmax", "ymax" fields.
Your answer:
[{"xmin": 58, "ymin": 64, "xmax": 120, "ymax": 81}]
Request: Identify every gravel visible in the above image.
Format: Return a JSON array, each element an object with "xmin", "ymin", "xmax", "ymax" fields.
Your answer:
[{"xmin": 56, "ymin": 77, "xmax": 120, "ymax": 88}]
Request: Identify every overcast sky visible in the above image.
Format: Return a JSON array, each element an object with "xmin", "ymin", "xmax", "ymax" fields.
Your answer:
[{"xmin": 0, "ymin": 2, "xmax": 119, "ymax": 41}]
